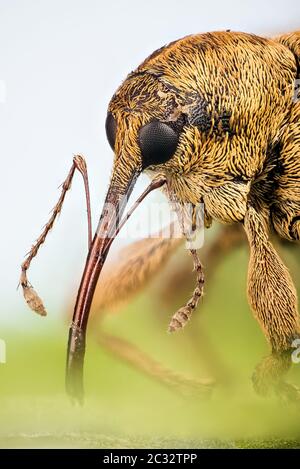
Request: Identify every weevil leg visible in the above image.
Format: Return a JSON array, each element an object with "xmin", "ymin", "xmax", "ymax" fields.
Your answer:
[
  {"xmin": 20, "ymin": 155, "xmax": 92, "ymax": 315},
  {"xmin": 262, "ymin": 44, "xmax": 300, "ymax": 399},
  {"xmin": 96, "ymin": 331, "xmax": 214, "ymax": 397},
  {"xmin": 244, "ymin": 205, "xmax": 300, "ymax": 401},
  {"xmin": 158, "ymin": 224, "xmax": 245, "ymax": 305},
  {"xmin": 159, "ymin": 224, "xmax": 245, "ymax": 385},
  {"xmin": 168, "ymin": 249, "xmax": 204, "ymax": 333}
]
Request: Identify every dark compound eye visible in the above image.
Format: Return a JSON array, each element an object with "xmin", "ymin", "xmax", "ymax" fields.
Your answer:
[
  {"xmin": 105, "ymin": 112, "xmax": 117, "ymax": 151},
  {"xmin": 139, "ymin": 121, "xmax": 180, "ymax": 168}
]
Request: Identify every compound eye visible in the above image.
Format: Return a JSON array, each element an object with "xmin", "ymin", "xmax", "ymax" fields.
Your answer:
[
  {"xmin": 105, "ymin": 112, "xmax": 117, "ymax": 151},
  {"xmin": 139, "ymin": 121, "xmax": 179, "ymax": 168}
]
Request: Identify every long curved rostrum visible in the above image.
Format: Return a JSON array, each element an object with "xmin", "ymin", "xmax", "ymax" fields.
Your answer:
[{"xmin": 66, "ymin": 175, "xmax": 167, "ymax": 403}]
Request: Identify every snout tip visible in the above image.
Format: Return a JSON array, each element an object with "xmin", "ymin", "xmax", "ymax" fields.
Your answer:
[{"xmin": 66, "ymin": 324, "xmax": 86, "ymax": 405}]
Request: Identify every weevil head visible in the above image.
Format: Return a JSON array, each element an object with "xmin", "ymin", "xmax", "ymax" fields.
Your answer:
[{"xmin": 105, "ymin": 71, "xmax": 206, "ymax": 205}]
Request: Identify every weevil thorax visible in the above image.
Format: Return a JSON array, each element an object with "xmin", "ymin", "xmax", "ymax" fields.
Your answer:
[{"xmin": 106, "ymin": 31, "xmax": 297, "ymax": 207}]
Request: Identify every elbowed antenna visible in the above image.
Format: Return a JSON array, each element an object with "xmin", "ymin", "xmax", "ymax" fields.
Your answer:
[
  {"xmin": 66, "ymin": 170, "xmax": 167, "ymax": 404},
  {"xmin": 20, "ymin": 155, "xmax": 92, "ymax": 317}
]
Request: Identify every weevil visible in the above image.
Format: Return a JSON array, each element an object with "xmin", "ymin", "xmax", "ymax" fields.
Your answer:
[{"xmin": 21, "ymin": 30, "xmax": 300, "ymax": 404}]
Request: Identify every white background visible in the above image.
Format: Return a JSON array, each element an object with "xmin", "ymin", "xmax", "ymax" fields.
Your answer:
[{"xmin": 0, "ymin": 0, "xmax": 299, "ymax": 325}]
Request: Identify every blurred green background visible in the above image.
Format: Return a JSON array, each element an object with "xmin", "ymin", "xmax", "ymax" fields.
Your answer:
[{"xmin": 1, "ymin": 227, "xmax": 300, "ymax": 449}]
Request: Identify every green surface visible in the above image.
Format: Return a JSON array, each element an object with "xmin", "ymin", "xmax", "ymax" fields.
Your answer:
[{"xmin": 1, "ymin": 244, "xmax": 300, "ymax": 448}]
